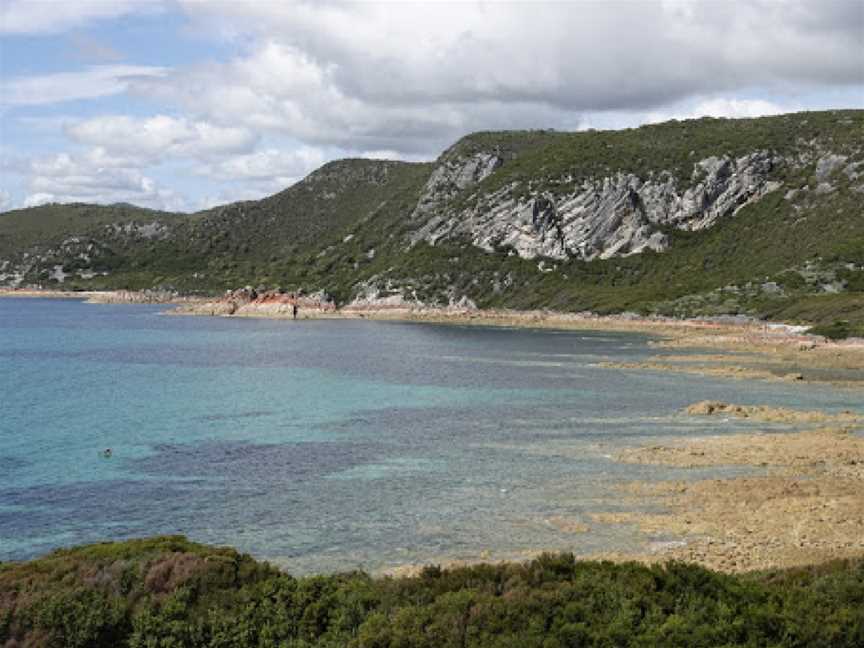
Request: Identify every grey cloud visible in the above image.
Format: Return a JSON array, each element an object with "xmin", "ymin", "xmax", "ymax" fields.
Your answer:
[
  {"xmin": 181, "ymin": 1, "xmax": 863, "ymax": 108},
  {"xmin": 146, "ymin": 0, "xmax": 863, "ymax": 158}
]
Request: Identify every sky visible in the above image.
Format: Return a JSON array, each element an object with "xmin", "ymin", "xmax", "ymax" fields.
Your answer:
[{"xmin": 0, "ymin": 0, "xmax": 862, "ymax": 213}]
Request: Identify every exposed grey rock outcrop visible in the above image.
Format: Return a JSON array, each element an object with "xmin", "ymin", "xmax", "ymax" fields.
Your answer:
[
  {"xmin": 410, "ymin": 152, "xmax": 502, "ymax": 241},
  {"xmin": 348, "ymin": 278, "xmax": 422, "ymax": 309},
  {"xmin": 415, "ymin": 152, "xmax": 502, "ymax": 211},
  {"xmin": 346, "ymin": 276, "xmax": 478, "ymax": 311},
  {"xmin": 815, "ymin": 153, "xmax": 848, "ymax": 182},
  {"xmin": 413, "ymin": 151, "xmax": 784, "ymax": 261},
  {"xmin": 107, "ymin": 221, "xmax": 170, "ymax": 240}
]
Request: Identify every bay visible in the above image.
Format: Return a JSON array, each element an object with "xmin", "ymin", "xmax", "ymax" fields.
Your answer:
[{"xmin": 1, "ymin": 297, "xmax": 858, "ymax": 573}]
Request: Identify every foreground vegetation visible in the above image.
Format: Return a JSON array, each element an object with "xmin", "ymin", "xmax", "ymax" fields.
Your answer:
[{"xmin": 1, "ymin": 536, "xmax": 862, "ymax": 647}]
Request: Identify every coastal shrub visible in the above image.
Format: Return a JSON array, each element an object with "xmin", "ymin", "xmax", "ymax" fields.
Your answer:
[
  {"xmin": 773, "ymin": 270, "xmax": 806, "ymax": 290},
  {"xmin": 838, "ymin": 267, "xmax": 864, "ymax": 292},
  {"xmin": 29, "ymin": 587, "xmax": 128, "ymax": 647},
  {"xmin": 809, "ymin": 319, "xmax": 852, "ymax": 340},
  {"xmin": 1, "ymin": 537, "xmax": 863, "ymax": 647}
]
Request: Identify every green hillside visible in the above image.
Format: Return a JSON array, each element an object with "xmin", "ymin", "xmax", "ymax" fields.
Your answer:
[
  {"xmin": 0, "ymin": 203, "xmax": 175, "ymax": 259},
  {"xmin": 1, "ymin": 110, "xmax": 862, "ymax": 332},
  {"xmin": 458, "ymin": 109, "xmax": 863, "ymax": 196},
  {"xmin": 0, "ymin": 160, "xmax": 431, "ymax": 294}
]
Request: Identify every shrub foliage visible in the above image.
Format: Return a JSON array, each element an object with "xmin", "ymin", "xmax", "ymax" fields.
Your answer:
[{"xmin": 1, "ymin": 536, "xmax": 862, "ymax": 647}]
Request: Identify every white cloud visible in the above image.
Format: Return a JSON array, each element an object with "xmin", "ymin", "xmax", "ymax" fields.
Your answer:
[
  {"xmin": 0, "ymin": 189, "xmax": 11, "ymax": 212},
  {"xmin": 66, "ymin": 115, "xmax": 259, "ymax": 162},
  {"xmin": 23, "ymin": 152, "xmax": 187, "ymax": 211},
  {"xmin": 638, "ymin": 98, "xmax": 795, "ymax": 126},
  {"xmin": 0, "ymin": 65, "xmax": 167, "ymax": 106},
  {"xmin": 197, "ymin": 147, "xmax": 326, "ymax": 181},
  {"xmin": 0, "ymin": 0, "xmax": 166, "ymax": 35},
  {"xmin": 134, "ymin": 41, "xmax": 579, "ymax": 154},
  {"xmin": 127, "ymin": 0, "xmax": 863, "ymax": 158},
  {"xmin": 690, "ymin": 99, "xmax": 794, "ymax": 119},
  {"xmin": 195, "ymin": 186, "xmax": 288, "ymax": 211},
  {"xmin": 190, "ymin": 146, "xmax": 332, "ymax": 203},
  {"xmin": 174, "ymin": 2, "xmax": 864, "ymax": 101},
  {"xmin": 21, "ymin": 193, "xmax": 59, "ymax": 208}
]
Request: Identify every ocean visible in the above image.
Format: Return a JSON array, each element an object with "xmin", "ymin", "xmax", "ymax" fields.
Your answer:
[{"xmin": 1, "ymin": 297, "xmax": 859, "ymax": 573}]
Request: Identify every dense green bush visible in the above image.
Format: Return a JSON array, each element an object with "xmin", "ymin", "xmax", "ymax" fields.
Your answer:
[
  {"xmin": 809, "ymin": 320, "xmax": 853, "ymax": 340},
  {"xmin": 838, "ymin": 268, "xmax": 864, "ymax": 293},
  {"xmin": 2, "ymin": 537, "xmax": 863, "ymax": 647}
]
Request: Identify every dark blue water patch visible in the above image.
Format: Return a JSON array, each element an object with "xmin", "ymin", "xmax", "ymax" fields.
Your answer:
[
  {"xmin": 0, "ymin": 455, "xmax": 30, "ymax": 472},
  {"xmin": 1, "ymin": 438, "xmax": 384, "ymax": 561},
  {"xmin": 0, "ymin": 477, "xmax": 207, "ymax": 555},
  {"xmin": 0, "ymin": 476, "xmax": 206, "ymax": 513},
  {"xmin": 125, "ymin": 440, "xmax": 381, "ymax": 481}
]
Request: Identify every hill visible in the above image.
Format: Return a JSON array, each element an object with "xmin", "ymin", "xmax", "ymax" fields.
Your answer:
[{"xmin": 1, "ymin": 110, "xmax": 862, "ymax": 332}]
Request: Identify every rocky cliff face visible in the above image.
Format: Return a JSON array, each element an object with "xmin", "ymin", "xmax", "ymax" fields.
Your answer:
[
  {"xmin": 410, "ymin": 152, "xmax": 502, "ymax": 219},
  {"xmin": 411, "ymin": 150, "xmax": 784, "ymax": 261}
]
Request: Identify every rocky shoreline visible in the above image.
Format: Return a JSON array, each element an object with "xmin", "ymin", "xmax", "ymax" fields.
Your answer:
[
  {"xmin": 387, "ymin": 401, "xmax": 864, "ymax": 577},
  {"xmin": 596, "ymin": 401, "xmax": 864, "ymax": 573}
]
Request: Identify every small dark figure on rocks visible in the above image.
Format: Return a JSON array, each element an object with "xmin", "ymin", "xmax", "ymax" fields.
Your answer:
[{"xmin": 292, "ymin": 303, "xmax": 298, "ymax": 320}]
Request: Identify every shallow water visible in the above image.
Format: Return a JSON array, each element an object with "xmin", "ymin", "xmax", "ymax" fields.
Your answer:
[{"xmin": 1, "ymin": 298, "xmax": 860, "ymax": 573}]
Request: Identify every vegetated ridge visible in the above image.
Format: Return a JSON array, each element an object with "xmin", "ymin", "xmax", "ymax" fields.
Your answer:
[{"xmin": 1, "ymin": 110, "xmax": 862, "ymax": 335}]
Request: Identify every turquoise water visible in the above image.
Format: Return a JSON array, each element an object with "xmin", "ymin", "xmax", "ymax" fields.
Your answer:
[{"xmin": 1, "ymin": 298, "xmax": 861, "ymax": 573}]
